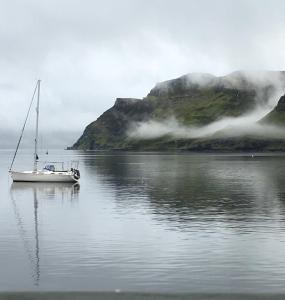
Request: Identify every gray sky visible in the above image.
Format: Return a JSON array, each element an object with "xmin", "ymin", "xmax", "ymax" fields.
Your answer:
[{"xmin": 1, "ymin": 0, "xmax": 285, "ymax": 146}]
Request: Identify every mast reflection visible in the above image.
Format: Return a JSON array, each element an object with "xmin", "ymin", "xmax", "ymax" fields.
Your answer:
[{"xmin": 10, "ymin": 182, "xmax": 80, "ymax": 286}]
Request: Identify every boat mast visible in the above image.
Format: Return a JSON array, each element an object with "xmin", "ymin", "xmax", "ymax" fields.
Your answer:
[{"xmin": 33, "ymin": 80, "xmax": 40, "ymax": 172}]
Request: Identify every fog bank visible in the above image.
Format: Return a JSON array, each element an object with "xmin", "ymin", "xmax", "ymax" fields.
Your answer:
[{"xmin": 128, "ymin": 115, "xmax": 285, "ymax": 140}]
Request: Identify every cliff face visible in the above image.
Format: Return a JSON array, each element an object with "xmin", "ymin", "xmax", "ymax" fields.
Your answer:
[
  {"xmin": 72, "ymin": 71, "xmax": 285, "ymax": 151},
  {"xmin": 72, "ymin": 98, "xmax": 152, "ymax": 149}
]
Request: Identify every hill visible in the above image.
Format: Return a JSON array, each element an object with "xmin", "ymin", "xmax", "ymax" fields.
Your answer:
[{"xmin": 71, "ymin": 71, "xmax": 285, "ymax": 151}]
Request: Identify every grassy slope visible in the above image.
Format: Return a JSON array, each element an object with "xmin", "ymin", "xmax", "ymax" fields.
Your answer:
[
  {"xmin": 148, "ymin": 88, "xmax": 255, "ymax": 126},
  {"xmin": 262, "ymin": 110, "xmax": 285, "ymax": 125},
  {"xmin": 261, "ymin": 95, "xmax": 285, "ymax": 125}
]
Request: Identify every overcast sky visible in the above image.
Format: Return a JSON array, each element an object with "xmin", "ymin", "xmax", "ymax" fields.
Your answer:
[{"xmin": 1, "ymin": 0, "xmax": 285, "ymax": 145}]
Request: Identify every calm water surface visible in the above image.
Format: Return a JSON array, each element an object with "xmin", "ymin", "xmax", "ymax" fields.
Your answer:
[{"xmin": 1, "ymin": 150, "xmax": 285, "ymax": 293}]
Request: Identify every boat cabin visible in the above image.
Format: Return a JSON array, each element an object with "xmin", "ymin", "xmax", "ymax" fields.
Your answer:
[{"xmin": 43, "ymin": 164, "xmax": 56, "ymax": 172}]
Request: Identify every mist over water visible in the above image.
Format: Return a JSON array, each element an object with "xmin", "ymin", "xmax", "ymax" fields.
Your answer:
[{"xmin": 0, "ymin": 129, "xmax": 80, "ymax": 149}]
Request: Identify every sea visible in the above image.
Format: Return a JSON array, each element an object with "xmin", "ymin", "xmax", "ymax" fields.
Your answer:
[{"xmin": 1, "ymin": 149, "xmax": 285, "ymax": 297}]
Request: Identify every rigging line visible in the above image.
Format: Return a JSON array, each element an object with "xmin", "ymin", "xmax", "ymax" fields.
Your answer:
[{"xmin": 9, "ymin": 81, "xmax": 39, "ymax": 171}]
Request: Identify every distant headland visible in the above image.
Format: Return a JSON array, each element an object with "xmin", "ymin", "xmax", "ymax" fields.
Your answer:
[{"xmin": 70, "ymin": 71, "xmax": 285, "ymax": 151}]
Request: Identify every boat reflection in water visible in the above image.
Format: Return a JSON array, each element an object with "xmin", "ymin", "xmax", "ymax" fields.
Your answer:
[
  {"xmin": 10, "ymin": 182, "xmax": 80, "ymax": 286},
  {"xmin": 11, "ymin": 182, "xmax": 80, "ymax": 201}
]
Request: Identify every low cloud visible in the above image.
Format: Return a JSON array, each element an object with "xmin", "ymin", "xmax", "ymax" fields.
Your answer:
[{"xmin": 128, "ymin": 115, "xmax": 285, "ymax": 140}]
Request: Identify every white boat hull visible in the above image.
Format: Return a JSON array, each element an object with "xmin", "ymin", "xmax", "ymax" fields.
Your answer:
[{"xmin": 10, "ymin": 171, "xmax": 78, "ymax": 183}]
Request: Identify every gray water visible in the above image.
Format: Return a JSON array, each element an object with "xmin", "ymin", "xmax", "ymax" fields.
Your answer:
[{"xmin": 1, "ymin": 150, "xmax": 285, "ymax": 293}]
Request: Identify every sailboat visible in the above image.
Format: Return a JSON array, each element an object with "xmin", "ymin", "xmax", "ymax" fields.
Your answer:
[{"xmin": 9, "ymin": 80, "xmax": 80, "ymax": 182}]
